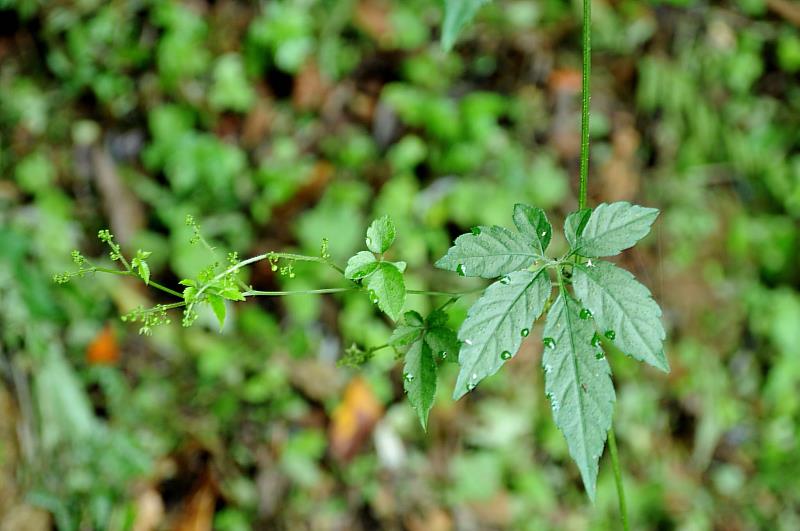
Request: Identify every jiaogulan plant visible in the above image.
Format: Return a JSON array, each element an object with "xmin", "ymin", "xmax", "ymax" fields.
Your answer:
[{"xmin": 55, "ymin": 1, "xmax": 665, "ymax": 527}]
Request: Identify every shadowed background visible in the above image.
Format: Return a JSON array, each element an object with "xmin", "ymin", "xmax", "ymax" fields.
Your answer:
[{"xmin": 1, "ymin": 0, "xmax": 799, "ymax": 529}]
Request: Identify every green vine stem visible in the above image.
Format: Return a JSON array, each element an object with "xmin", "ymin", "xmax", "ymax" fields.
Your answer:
[
  {"xmin": 607, "ymin": 427, "xmax": 629, "ymax": 530},
  {"xmin": 577, "ymin": 0, "xmax": 629, "ymax": 523},
  {"xmin": 579, "ymin": 0, "xmax": 592, "ymax": 210}
]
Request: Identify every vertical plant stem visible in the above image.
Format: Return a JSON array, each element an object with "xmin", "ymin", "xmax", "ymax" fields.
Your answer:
[
  {"xmin": 607, "ymin": 427, "xmax": 630, "ymax": 531},
  {"xmin": 578, "ymin": 0, "xmax": 592, "ymax": 210},
  {"xmin": 577, "ymin": 0, "xmax": 627, "ymax": 525}
]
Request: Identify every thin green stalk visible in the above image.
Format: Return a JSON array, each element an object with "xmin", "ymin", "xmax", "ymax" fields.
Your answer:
[
  {"xmin": 576, "ymin": 2, "xmax": 628, "ymax": 526},
  {"xmin": 607, "ymin": 427, "xmax": 629, "ymax": 531},
  {"xmin": 244, "ymin": 287, "xmax": 355, "ymax": 296},
  {"xmin": 578, "ymin": 0, "xmax": 592, "ymax": 210},
  {"xmin": 92, "ymin": 267, "xmax": 183, "ymax": 298}
]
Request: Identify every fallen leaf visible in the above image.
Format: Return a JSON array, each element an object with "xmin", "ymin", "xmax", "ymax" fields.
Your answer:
[
  {"xmin": 171, "ymin": 469, "xmax": 216, "ymax": 531},
  {"xmin": 86, "ymin": 325, "xmax": 119, "ymax": 365},
  {"xmin": 329, "ymin": 376, "xmax": 383, "ymax": 461}
]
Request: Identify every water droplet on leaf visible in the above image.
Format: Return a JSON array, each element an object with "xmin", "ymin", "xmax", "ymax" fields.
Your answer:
[
  {"xmin": 456, "ymin": 264, "xmax": 467, "ymax": 276},
  {"xmin": 543, "ymin": 337, "xmax": 556, "ymax": 349},
  {"xmin": 500, "ymin": 351, "xmax": 512, "ymax": 360},
  {"xmin": 271, "ymin": 264, "xmax": 278, "ymax": 272},
  {"xmin": 439, "ymin": 351, "xmax": 447, "ymax": 359},
  {"xmin": 579, "ymin": 308, "xmax": 592, "ymax": 320},
  {"xmin": 591, "ymin": 333, "xmax": 602, "ymax": 348},
  {"xmin": 470, "ymin": 226, "xmax": 481, "ymax": 235},
  {"xmin": 467, "ymin": 382, "xmax": 477, "ymax": 391},
  {"xmin": 595, "ymin": 351, "xmax": 605, "ymax": 360},
  {"xmin": 520, "ymin": 328, "xmax": 529, "ymax": 337},
  {"xmin": 404, "ymin": 372, "xmax": 415, "ymax": 382},
  {"xmin": 499, "ymin": 275, "xmax": 511, "ymax": 285},
  {"xmin": 471, "ymin": 373, "xmax": 478, "ymax": 380},
  {"xmin": 604, "ymin": 330, "xmax": 616, "ymax": 340},
  {"xmin": 464, "ymin": 339, "xmax": 473, "ymax": 346}
]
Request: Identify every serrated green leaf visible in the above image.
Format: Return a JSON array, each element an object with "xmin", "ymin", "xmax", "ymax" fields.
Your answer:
[
  {"xmin": 405, "ymin": 310, "xmax": 424, "ymax": 327},
  {"xmin": 573, "ymin": 261, "xmax": 669, "ymax": 372},
  {"xmin": 403, "ymin": 339, "xmax": 437, "ymax": 430},
  {"xmin": 441, "ymin": 0, "xmax": 490, "ymax": 51},
  {"xmin": 436, "ymin": 226, "xmax": 542, "ymax": 279},
  {"xmin": 570, "ymin": 202, "xmax": 659, "ymax": 257},
  {"xmin": 565, "ymin": 208, "xmax": 591, "ymax": 251},
  {"xmin": 366, "ymin": 262, "xmax": 405, "ymax": 321},
  {"xmin": 207, "ymin": 294, "xmax": 226, "ymax": 330},
  {"xmin": 389, "ymin": 325, "xmax": 423, "ymax": 350},
  {"xmin": 138, "ymin": 261, "xmax": 150, "ymax": 285},
  {"xmin": 220, "ymin": 287, "xmax": 246, "ymax": 301},
  {"xmin": 512, "ymin": 204, "xmax": 552, "ymax": 254},
  {"xmin": 453, "ymin": 269, "xmax": 550, "ymax": 399},
  {"xmin": 345, "ymin": 251, "xmax": 378, "ymax": 280},
  {"xmin": 366, "ymin": 215, "xmax": 396, "ymax": 254},
  {"xmin": 542, "ymin": 292, "xmax": 615, "ymax": 501},
  {"xmin": 424, "ymin": 325, "xmax": 459, "ymax": 360}
]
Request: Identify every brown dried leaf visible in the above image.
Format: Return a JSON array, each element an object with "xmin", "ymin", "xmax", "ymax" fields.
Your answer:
[{"xmin": 329, "ymin": 376, "xmax": 383, "ymax": 461}]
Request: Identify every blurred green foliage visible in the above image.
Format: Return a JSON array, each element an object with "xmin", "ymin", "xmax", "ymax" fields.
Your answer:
[{"xmin": 1, "ymin": 0, "xmax": 800, "ymax": 529}]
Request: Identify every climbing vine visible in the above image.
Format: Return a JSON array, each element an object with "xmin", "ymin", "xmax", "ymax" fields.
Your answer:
[{"xmin": 56, "ymin": 1, "xmax": 666, "ymax": 524}]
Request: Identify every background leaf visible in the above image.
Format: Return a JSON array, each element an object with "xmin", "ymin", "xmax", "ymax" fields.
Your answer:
[
  {"xmin": 571, "ymin": 202, "xmax": 659, "ymax": 257},
  {"xmin": 441, "ymin": 0, "xmax": 490, "ymax": 51},
  {"xmin": 542, "ymin": 293, "xmax": 616, "ymax": 500},
  {"xmin": 435, "ymin": 226, "xmax": 541, "ymax": 279},
  {"xmin": 573, "ymin": 261, "xmax": 669, "ymax": 372},
  {"xmin": 453, "ymin": 269, "xmax": 550, "ymax": 399}
]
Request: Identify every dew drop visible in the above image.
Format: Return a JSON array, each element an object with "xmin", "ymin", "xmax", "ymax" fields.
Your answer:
[
  {"xmin": 521, "ymin": 328, "xmax": 530, "ymax": 337},
  {"xmin": 456, "ymin": 264, "xmax": 467, "ymax": 276},
  {"xmin": 545, "ymin": 392, "xmax": 552, "ymax": 401},
  {"xmin": 366, "ymin": 236, "xmax": 372, "ymax": 246},
  {"xmin": 540, "ymin": 231, "xmax": 547, "ymax": 237},
  {"xmin": 591, "ymin": 333, "xmax": 602, "ymax": 348},
  {"xmin": 368, "ymin": 290, "xmax": 378, "ymax": 304},
  {"xmin": 604, "ymin": 330, "xmax": 616, "ymax": 341},
  {"xmin": 271, "ymin": 264, "xmax": 278, "ymax": 272},
  {"xmin": 467, "ymin": 382, "xmax": 477, "ymax": 391},
  {"xmin": 551, "ymin": 399, "xmax": 560, "ymax": 412},
  {"xmin": 543, "ymin": 364, "xmax": 553, "ymax": 374},
  {"xmin": 499, "ymin": 275, "xmax": 511, "ymax": 285},
  {"xmin": 587, "ymin": 259, "xmax": 595, "ymax": 268},
  {"xmin": 543, "ymin": 337, "xmax": 556, "ymax": 349},
  {"xmin": 439, "ymin": 351, "xmax": 447, "ymax": 360},
  {"xmin": 500, "ymin": 351, "xmax": 512, "ymax": 360},
  {"xmin": 470, "ymin": 226, "xmax": 481, "ymax": 235},
  {"xmin": 579, "ymin": 308, "xmax": 593, "ymax": 320},
  {"xmin": 471, "ymin": 373, "xmax": 478, "ymax": 380},
  {"xmin": 595, "ymin": 351, "xmax": 605, "ymax": 360},
  {"xmin": 404, "ymin": 372, "xmax": 414, "ymax": 382},
  {"xmin": 464, "ymin": 339, "xmax": 474, "ymax": 346}
]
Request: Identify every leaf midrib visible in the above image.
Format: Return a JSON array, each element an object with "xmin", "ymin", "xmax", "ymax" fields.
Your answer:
[{"xmin": 558, "ymin": 291, "xmax": 591, "ymax": 471}]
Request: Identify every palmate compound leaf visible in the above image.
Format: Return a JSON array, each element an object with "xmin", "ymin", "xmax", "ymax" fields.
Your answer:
[
  {"xmin": 573, "ymin": 261, "xmax": 669, "ymax": 372},
  {"xmin": 453, "ymin": 269, "xmax": 551, "ymax": 399},
  {"xmin": 568, "ymin": 202, "xmax": 659, "ymax": 258},
  {"xmin": 435, "ymin": 204, "xmax": 552, "ymax": 279},
  {"xmin": 542, "ymin": 292, "xmax": 615, "ymax": 501}
]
